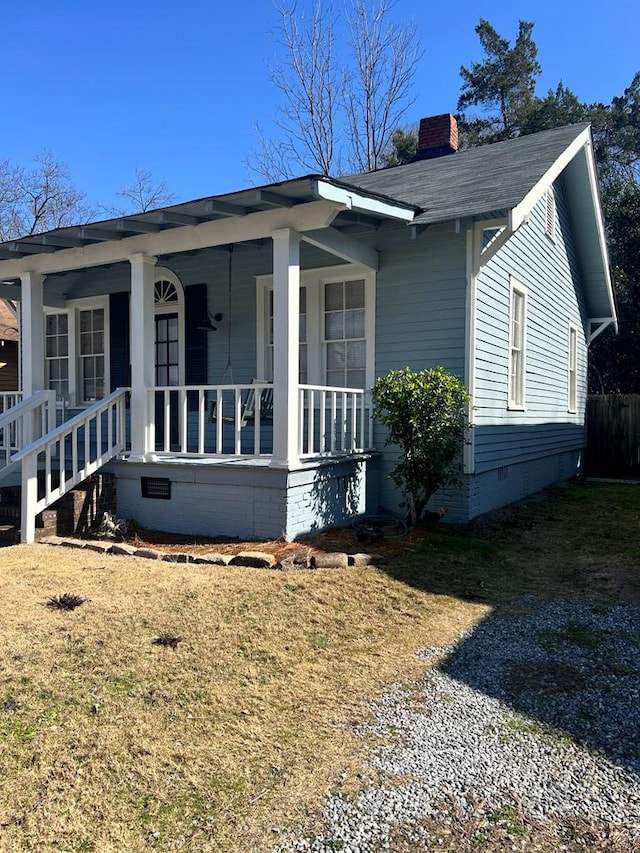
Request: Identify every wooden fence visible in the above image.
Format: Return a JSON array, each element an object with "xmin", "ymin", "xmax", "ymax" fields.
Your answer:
[{"xmin": 586, "ymin": 395, "xmax": 640, "ymax": 477}]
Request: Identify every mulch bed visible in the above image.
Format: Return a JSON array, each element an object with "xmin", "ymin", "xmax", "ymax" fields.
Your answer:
[{"xmin": 82, "ymin": 519, "xmax": 435, "ymax": 563}]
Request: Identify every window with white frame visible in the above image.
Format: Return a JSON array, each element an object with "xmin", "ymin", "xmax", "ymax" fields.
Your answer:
[
  {"xmin": 78, "ymin": 308, "xmax": 105, "ymax": 401},
  {"xmin": 257, "ymin": 266, "xmax": 374, "ymax": 390},
  {"xmin": 324, "ymin": 278, "xmax": 366, "ymax": 388},
  {"xmin": 568, "ymin": 323, "xmax": 577, "ymax": 413},
  {"xmin": 44, "ymin": 299, "xmax": 108, "ymax": 406},
  {"xmin": 45, "ymin": 313, "xmax": 69, "ymax": 399},
  {"xmin": 509, "ymin": 280, "xmax": 527, "ymax": 409}
]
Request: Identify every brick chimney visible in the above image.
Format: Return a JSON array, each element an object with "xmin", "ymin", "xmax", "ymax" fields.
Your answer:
[{"xmin": 414, "ymin": 113, "xmax": 458, "ymax": 160}]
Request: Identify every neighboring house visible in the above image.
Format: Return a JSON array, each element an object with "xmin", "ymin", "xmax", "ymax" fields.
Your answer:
[
  {"xmin": 0, "ymin": 300, "xmax": 19, "ymax": 394},
  {"xmin": 0, "ymin": 115, "xmax": 616, "ymax": 543}
]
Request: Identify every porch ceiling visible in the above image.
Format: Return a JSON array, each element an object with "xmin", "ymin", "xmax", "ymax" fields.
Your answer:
[{"xmin": 0, "ymin": 176, "xmax": 416, "ymax": 282}]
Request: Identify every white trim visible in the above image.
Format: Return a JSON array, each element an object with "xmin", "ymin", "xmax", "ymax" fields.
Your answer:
[
  {"xmin": 0, "ymin": 201, "xmax": 344, "ymax": 279},
  {"xmin": 509, "ymin": 127, "xmax": 591, "ymax": 232},
  {"xmin": 545, "ymin": 187, "xmax": 556, "ymax": 242},
  {"xmin": 508, "ymin": 278, "xmax": 527, "ymax": 411},
  {"xmin": 311, "ymin": 179, "xmax": 415, "ymax": 222},
  {"xmin": 582, "ymin": 138, "xmax": 617, "ymax": 332},
  {"xmin": 270, "ymin": 229, "xmax": 300, "ymax": 467},
  {"xmin": 153, "ymin": 266, "xmax": 185, "ymax": 386},
  {"xmin": 509, "ymin": 129, "xmax": 616, "ymax": 332},
  {"xmin": 463, "ymin": 226, "xmax": 477, "ymax": 474},
  {"xmin": 568, "ymin": 321, "xmax": 578, "ymax": 414},
  {"xmin": 256, "ymin": 263, "xmax": 375, "ymax": 393},
  {"xmin": 43, "ymin": 295, "xmax": 109, "ymax": 407},
  {"xmin": 301, "ymin": 227, "xmax": 379, "ymax": 270},
  {"xmin": 588, "ymin": 317, "xmax": 615, "ymax": 345}
]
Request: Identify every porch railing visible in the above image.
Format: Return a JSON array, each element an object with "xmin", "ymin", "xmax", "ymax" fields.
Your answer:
[
  {"xmin": 0, "ymin": 392, "xmax": 23, "ymax": 414},
  {"xmin": 12, "ymin": 388, "xmax": 129, "ymax": 543},
  {"xmin": 151, "ymin": 384, "xmax": 274, "ymax": 457},
  {"xmin": 0, "ymin": 390, "xmax": 56, "ymax": 477},
  {"xmin": 298, "ymin": 384, "xmax": 373, "ymax": 457},
  {"xmin": 150, "ymin": 383, "xmax": 373, "ymax": 459}
]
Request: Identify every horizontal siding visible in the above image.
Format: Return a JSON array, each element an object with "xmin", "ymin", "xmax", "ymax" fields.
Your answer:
[
  {"xmin": 468, "ymin": 449, "xmax": 583, "ymax": 519},
  {"xmin": 373, "ymin": 221, "xmax": 468, "ymax": 518},
  {"xmin": 473, "ymin": 177, "xmax": 589, "ymax": 475}
]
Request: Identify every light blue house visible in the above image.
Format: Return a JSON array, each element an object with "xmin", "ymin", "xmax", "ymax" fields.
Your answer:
[{"xmin": 0, "ymin": 115, "xmax": 616, "ymax": 542}]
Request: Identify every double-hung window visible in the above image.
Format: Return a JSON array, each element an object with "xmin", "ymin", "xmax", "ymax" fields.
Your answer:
[
  {"xmin": 44, "ymin": 299, "xmax": 109, "ymax": 406},
  {"xmin": 257, "ymin": 265, "xmax": 374, "ymax": 390},
  {"xmin": 78, "ymin": 308, "xmax": 105, "ymax": 401},
  {"xmin": 45, "ymin": 313, "xmax": 69, "ymax": 399},
  {"xmin": 324, "ymin": 279, "xmax": 366, "ymax": 389},
  {"xmin": 508, "ymin": 280, "xmax": 527, "ymax": 409}
]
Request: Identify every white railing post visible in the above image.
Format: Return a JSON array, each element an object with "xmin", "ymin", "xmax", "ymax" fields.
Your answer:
[
  {"xmin": 271, "ymin": 229, "xmax": 300, "ymax": 467},
  {"xmin": 129, "ymin": 254, "xmax": 156, "ymax": 459},
  {"xmin": 20, "ymin": 453, "xmax": 38, "ymax": 544}
]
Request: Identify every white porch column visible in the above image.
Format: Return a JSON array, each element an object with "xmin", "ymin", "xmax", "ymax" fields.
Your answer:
[
  {"xmin": 271, "ymin": 229, "xmax": 300, "ymax": 467},
  {"xmin": 20, "ymin": 271, "xmax": 45, "ymax": 395},
  {"xmin": 129, "ymin": 253, "xmax": 157, "ymax": 459}
]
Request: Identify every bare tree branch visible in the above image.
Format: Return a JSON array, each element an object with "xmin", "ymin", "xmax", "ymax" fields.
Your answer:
[
  {"xmin": 115, "ymin": 168, "xmax": 175, "ymax": 213},
  {"xmin": 344, "ymin": 0, "xmax": 421, "ymax": 171},
  {"xmin": 251, "ymin": 0, "xmax": 341, "ymax": 180},
  {"xmin": 0, "ymin": 151, "xmax": 92, "ymax": 241},
  {"xmin": 250, "ymin": 0, "xmax": 420, "ymax": 181}
]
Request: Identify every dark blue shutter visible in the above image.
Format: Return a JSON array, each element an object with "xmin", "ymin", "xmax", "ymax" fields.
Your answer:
[
  {"xmin": 109, "ymin": 291, "xmax": 130, "ymax": 390},
  {"xmin": 185, "ymin": 283, "xmax": 208, "ymax": 385}
]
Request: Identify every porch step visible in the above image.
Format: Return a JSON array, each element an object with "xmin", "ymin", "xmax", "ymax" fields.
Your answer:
[{"xmin": 0, "ymin": 473, "xmax": 117, "ymax": 544}]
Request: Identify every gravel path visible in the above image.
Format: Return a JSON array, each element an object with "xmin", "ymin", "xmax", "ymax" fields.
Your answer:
[{"xmin": 274, "ymin": 598, "xmax": 640, "ymax": 851}]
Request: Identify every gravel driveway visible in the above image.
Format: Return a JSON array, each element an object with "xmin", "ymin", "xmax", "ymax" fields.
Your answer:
[{"xmin": 275, "ymin": 598, "xmax": 640, "ymax": 851}]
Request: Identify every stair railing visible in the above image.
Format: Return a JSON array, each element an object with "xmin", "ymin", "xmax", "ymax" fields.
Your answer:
[
  {"xmin": 0, "ymin": 390, "xmax": 56, "ymax": 475},
  {"xmin": 11, "ymin": 388, "xmax": 129, "ymax": 543}
]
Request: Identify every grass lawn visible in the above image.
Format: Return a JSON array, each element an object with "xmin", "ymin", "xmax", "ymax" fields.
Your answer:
[{"xmin": 0, "ymin": 480, "xmax": 638, "ymax": 852}]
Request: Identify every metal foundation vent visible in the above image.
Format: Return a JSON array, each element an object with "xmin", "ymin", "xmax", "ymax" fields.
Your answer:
[{"xmin": 141, "ymin": 477, "xmax": 172, "ymax": 500}]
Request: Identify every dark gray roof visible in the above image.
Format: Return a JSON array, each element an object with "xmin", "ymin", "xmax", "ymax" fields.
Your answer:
[{"xmin": 344, "ymin": 123, "xmax": 591, "ymax": 224}]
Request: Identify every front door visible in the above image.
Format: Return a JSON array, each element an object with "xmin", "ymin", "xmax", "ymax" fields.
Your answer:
[{"xmin": 155, "ymin": 312, "xmax": 180, "ymax": 450}]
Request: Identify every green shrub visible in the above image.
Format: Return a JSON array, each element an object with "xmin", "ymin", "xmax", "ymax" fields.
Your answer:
[{"xmin": 372, "ymin": 367, "xmax": 469, "ymax": 525}]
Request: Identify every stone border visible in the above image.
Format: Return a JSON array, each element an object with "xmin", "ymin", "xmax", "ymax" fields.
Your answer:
[{"xmin": 37, "ymin": 536, "xmax": 385, "ymax": 570}]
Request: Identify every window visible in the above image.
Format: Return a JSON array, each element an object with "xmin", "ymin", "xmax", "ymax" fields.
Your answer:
[
  {"xmin": 45, "ymin": 313, "xmax": 69, "ymax": 399},
  {"xmin": 257, "ymin": 266, "xmax": 374, "ymax": 391},
  {"xmin": 155, "ymin": 313, "xmax": 180, "ymax": 386},
  {"xmin": 324, "ymin": 278, "xmax": 366, "ymax": 388},
  {"xmin": 545, "ymin": 188, "xmax": 556, "ymax": 241},
  {"xmin": 568, "ymin": 323, "xmax": 577, "ymax": 413},
  {"xmin": 154, "ymin": 269, "xmax": 185, "ymax": 387},
  {"xmin": 509, "ymin": 281, "xmax": 527, "ymax": 409},
  {"xmin": 44, "ymin": 298, "xmax": 108, "ymax": 406},
  {"xmin": 79, "ymin": 308, "xmax": 105, "ymax": 402}
]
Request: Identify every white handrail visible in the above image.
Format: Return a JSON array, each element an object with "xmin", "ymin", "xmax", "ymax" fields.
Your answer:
[
  {"xmin": 0, "ymin": 390, "xmax": 56, "ymax": 473},
  {"xmin": 15, "ymin": 388, "xmax": 129, "ymax": 543}
]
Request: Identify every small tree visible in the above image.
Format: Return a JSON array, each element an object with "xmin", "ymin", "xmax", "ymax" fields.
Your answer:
[{"xmin": 372, "ymin": 367, "xmax": 469, "ymax": 525}]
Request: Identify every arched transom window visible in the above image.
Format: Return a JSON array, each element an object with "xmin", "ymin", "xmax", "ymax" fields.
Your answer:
[{"xmin": 153, "ymin": 268, "xmax": 184, "ymax": 386}]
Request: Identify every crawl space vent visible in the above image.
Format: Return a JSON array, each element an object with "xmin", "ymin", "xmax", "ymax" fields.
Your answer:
[{"xmin": 141, "ymin": 477, "xmax": 171, "ymax": 500}]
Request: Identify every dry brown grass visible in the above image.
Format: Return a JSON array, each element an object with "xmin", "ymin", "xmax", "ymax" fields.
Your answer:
[
  {"xmin": 0, "ymin": 480, "xmax": 638, "ymax": 852},
  {"xmin": 0, "ymin": 541, "xmax": 485, "ymax": 852}
]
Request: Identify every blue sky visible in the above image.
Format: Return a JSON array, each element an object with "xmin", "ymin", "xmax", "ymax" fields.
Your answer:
[{"xmin": 3, "ymin": 0, "xmax": 638, "ymax": 209}]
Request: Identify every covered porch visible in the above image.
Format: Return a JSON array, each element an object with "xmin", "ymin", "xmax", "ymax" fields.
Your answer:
[{"xmin": 0, "ymin": 178, "xmax": 413, "ymax": 542}]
